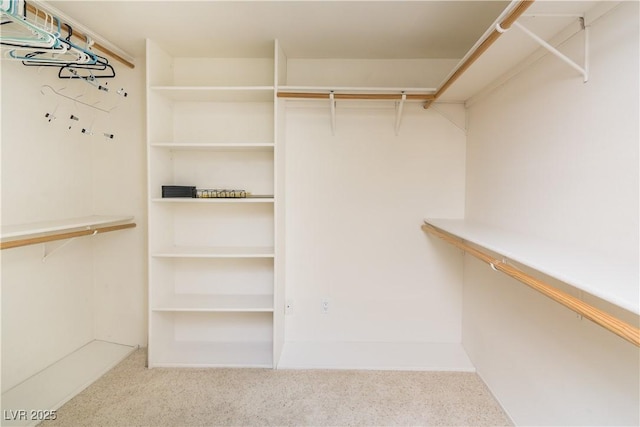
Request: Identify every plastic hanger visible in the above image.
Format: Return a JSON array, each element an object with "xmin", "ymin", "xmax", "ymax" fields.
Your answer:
[
  {"xmin": 0, "ymin": 1, "xmax": 59, "ymax": 48},
  {"xmin": 0, "ymin": 11, "xmax": 58, "ymax": 49},
  {"xmin": 20, "ymin": 24, "xmax": 97, "ymax": 66},
  {"xmin": 1, "ymin": 11, "xmax": 68, "ymax": 65}
]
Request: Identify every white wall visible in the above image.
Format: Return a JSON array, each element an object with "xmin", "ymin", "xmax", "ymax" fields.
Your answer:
[
  {"xmin": 286, "ymin": 58, "xmax": 459, "ymax": 88},
  {"xmin": 90, "ymin": 60, "xmax": 147, "ymax": 348},
  {"xmin": 284, "ymin": 100, "xmax": 466, "ymax": 345},
  {"xmin": 463, "ymin": 2, "xmax": 639, "ymax": 425},
  {"xmin": 1, "ymin": 57, "xmax": 146, "ymax": 391}
]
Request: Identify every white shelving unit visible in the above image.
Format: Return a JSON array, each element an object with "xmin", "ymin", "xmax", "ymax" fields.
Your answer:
[{"xmin": 146, "ymin": 39, "xmax": 282, "ymax": 368}]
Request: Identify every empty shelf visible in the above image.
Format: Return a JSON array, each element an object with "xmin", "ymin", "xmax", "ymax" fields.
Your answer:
[
  {"xmin": 151, "ymin": 246, "xmax": 275, "ymax": 258},
  {"xmin": 1, "ymin": 340, "xmax": 135, "ymax": 427},
  {"xmin": 152, "ymin": 294, "xmax": 274, "ymax": 312},
  {"xmin": 424, "ymin": 218, "xmax": 639, "ymax": 315}
]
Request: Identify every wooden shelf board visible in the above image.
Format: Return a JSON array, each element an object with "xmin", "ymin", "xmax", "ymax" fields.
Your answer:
[
  {"xmin": 1, "ymin": 340, "xmax": 135, "ymax": 427},
  {"xmin": 152, "ymin": 294, "xmax": 274, "ymax": 312},
  {"xmin": 425, "ymin": 218, "xmax": 640, "ymax": 315}
]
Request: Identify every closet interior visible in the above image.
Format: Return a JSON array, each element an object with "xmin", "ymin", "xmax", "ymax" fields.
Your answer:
[{"xmin": 1, "ymin": 0, "xmax": 638, "ymax": 426}]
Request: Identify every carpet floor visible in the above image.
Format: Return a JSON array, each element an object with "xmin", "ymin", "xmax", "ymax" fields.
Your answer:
[{"xmin": 40, "ymin": 349, "xmax": 512, "ymax": 427}]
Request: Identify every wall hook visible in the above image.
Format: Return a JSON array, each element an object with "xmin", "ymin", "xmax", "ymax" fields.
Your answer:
[
  {"xmin": 45, "ymin": 112, "xmax": 56, "ymax": 122},
  {"xmin": 68, "ymin": 114, "xmax": 80, "ymax": 130},
  {"xmin": 44, "ymin": 104, "xmax": 59, "ymax": 123}
]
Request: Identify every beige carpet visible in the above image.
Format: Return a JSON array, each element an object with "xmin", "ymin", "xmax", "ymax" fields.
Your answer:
[{"xmin": 41, "ymin": 349, "xmax": 511, "ymax": 427}]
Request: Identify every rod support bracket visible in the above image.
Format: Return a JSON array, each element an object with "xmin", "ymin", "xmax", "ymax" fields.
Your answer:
[
  {"xmin": 394, "ymin": 92, "xmax": 406, "ymax": 136},
  {"xmin": 513, "ymin": 20, "xmax": 589, "ymax": 83},
  {"xmin": 329, "ymin": 91, "xmax": 336, "ymax": 135}
]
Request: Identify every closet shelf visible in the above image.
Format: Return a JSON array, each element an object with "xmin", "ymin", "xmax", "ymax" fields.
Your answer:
[
  {"xmin": 423, "ymin": 219, "xmax": 640, "ymax": 346},
  {"xmin": 150, "ymin": 341, "xmax": 273, "ymax": 368},
  {"xmin": 1, "ymin": 340, "xmax": 135, "ymax": 425},
  {"xmin": 152, "ymin": 294, "xmax": 274, "ymax": 312},
  {"xmin": 424, "ymin": 218, "xmax": 639, "ymax": 314},
  {"xmin": 150, "ymin": 142, "xmax": 274, "ymax": 151},
  {"xmin": 152, "ymin": 197, "xmax": 274, "ymax": 204},
  {"xmin": 150, "ymin": 86, "xmax": 274, "ymax": 102},
  {"xmin": 1, "ymin": 215, "xmax": 136, "ymax": 250},
  {"xmin": 151, "ymin": 246, "xmax": 275, "ymax": 258}
]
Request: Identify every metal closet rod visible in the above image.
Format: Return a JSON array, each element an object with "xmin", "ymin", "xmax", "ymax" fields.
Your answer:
[
  {"xmin": 421, "ymin": 223, "xmax": 640, "ymax": 347},
  {"xmin": 25, "ymin": 3, "xmax": 135, "ymax": 69},
  {"xmin": 424, "ymin": 0, "xmax": 535, "ymax": 108}
]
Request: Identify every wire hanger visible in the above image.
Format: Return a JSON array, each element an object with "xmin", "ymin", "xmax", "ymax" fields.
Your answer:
[{"xmin": 40, "ymin": 84, "xmax": 113, "ymax": 113}]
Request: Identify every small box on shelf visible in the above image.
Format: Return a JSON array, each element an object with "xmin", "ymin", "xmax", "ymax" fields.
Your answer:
[{"xmin": 162, "ymin": 186, "xmax": 196, "ymax": 198}]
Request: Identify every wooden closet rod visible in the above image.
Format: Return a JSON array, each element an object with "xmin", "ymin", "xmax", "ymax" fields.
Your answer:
[
  {"xmin": 421, "ymin": 223, "xmax": 640, "ymax": 347},
  {"xmin": 424, "ymin": 0, "xmax": 535, "ymax": 108},
  {"xmin": 25, "ymin": 3, "xmax": 135, "ymax": 69},
  {"xmin": 277, "ymin": 92, "xmax": 436, "ymax": 101},
  {"xmin": 0, "ymin": 222, "xmax": 136, "ymax": 250}
]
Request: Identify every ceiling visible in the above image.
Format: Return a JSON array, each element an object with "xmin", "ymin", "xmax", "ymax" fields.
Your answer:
[
  {"xmin": 44, "ymin": 1, "xmax": 607, "ymax": 102},
  {"xmin": 48, "ymin": 1, "xmax": 511, "ymax": 59}
]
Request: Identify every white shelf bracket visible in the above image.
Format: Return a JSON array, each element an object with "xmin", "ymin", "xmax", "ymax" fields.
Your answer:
[
  {"xmin": 512, "ymin": 20, "xmax": 589, "ymax": 82},
  {"xmin": 43, "ymin": 238, "xmax": 76, "ymax": 262},
  {"xmin": 429, "ymin": 104, "xmax": 467, "ymax": 134},
  {"xmin": 42, "ymin": 228, "xmax": 97, "ymax": 262},
  {"xmin": 329, "ymin": 91, "xmax": 336, "ymax": 135},
  {"xmin": 394, "ymin": 92, "xmax": 406, "ymax": 136}
]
